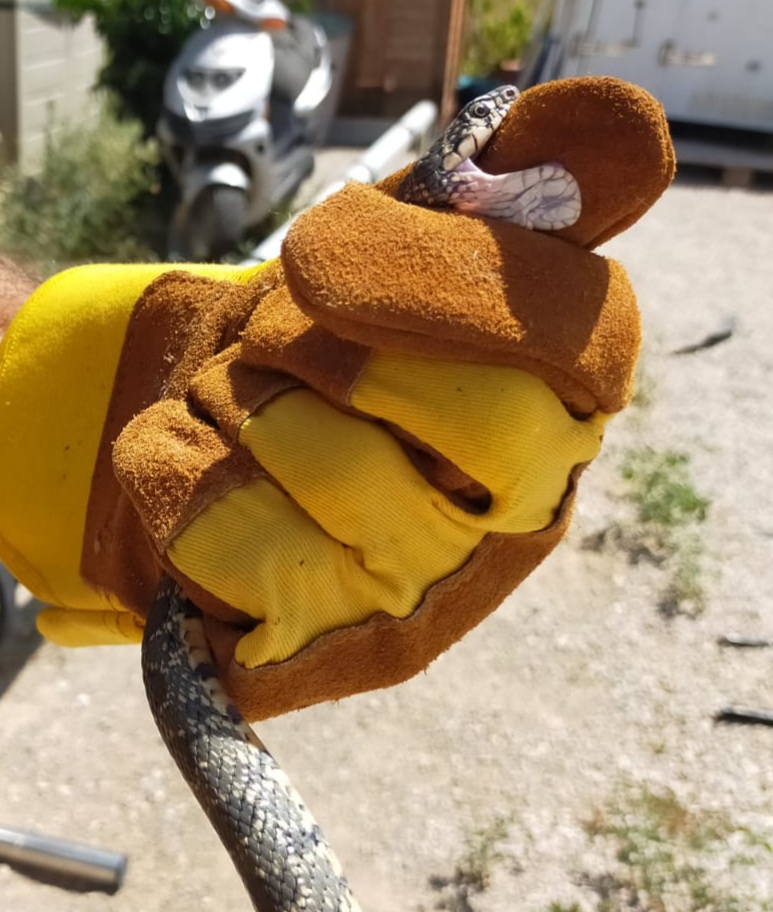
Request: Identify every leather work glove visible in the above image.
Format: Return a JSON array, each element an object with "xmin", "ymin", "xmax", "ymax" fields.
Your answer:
[{"xmin": 0, "ymin": 77, "xmax": 675, "ymax": 721}]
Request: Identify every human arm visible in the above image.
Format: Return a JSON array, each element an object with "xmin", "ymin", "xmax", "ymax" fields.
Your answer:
[{"xmin": 0, "ymin": 257, "xmax": 38, "ymax": 337}]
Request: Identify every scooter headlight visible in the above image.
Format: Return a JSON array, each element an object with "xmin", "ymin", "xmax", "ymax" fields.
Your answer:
[
  {"xmin": 184, "ymin": 68, "xmax": 245, "ymax": 93},
  {"xmin": 185, "ymin": 68, "xmax": 209, "ymax": 92},
  {"xmin": 212, "ymin": 68, "xmax": 246, "ymax": 90}
]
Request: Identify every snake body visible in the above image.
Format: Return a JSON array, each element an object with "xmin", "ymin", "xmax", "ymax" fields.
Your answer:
[
  {"xmin": 398, "ymin": 85, "xmax": 581, "ymax": 231},
  {"xmin": 142, "ymin": 579, "xmax": 361, "ymax": 912},
  {"xmin": 141, "ymin": 88, "xmax": 583, "ymax": 911}
]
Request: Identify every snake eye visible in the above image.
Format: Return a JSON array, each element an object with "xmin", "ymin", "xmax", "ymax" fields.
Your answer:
[{"xmin": 471, "ymin": 101, "xmax": 491, "ymax": 118}]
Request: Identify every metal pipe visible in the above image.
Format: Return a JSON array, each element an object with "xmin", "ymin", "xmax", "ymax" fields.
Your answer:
[
  {"xmin": 243, "ymin": 99, "xmax": 438, "ymax": 265},
  {"xmin": 0, "ymin": 825, "xmax": 127, "ymax": 891}
]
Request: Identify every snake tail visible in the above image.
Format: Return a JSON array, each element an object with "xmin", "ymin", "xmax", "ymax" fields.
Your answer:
[{"xmin": 142, "ymin": 578, "xmax": 361, "ymax": 912}]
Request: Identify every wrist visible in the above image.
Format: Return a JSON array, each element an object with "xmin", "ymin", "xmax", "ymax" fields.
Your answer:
[{"xmin": 0, "ymin": 257, "xmax": 38, "ymax": 338}]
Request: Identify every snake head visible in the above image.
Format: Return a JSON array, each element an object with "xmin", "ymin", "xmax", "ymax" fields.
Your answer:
[
  {"xmin": 435, "ymin": 86, "xmax": 520, "ymax": 174},
  {"xmin": 398, "ymin": 84, "xmax": 582, "ymax": 232},
  {"xmin": 398, "ymin": 86, "xmax": 520, "ymax": 206}
]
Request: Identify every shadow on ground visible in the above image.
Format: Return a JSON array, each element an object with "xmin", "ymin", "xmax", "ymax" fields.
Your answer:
[{"xmin": 0, "ymin": 568, "xmax": 42, "ymax": 701}]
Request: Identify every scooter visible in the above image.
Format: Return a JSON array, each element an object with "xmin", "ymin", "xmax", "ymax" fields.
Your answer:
[{"xmin": 158, "ymin": 6, "xmax": 333, "ymax": 261}]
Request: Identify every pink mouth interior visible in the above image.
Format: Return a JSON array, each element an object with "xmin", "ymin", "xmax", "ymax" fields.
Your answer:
[{"xmin": 454, "ymin": 157, "xmax": 485, "ymax": 176}]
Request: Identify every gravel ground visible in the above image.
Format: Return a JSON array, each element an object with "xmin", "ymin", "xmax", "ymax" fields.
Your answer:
[{"xmin": 1, "ymin": 168, "xmax": 772, "ymax": 912}]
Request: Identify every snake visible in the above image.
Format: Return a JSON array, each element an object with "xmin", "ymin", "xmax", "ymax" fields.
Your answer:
[
  {"xmin": 142, "ymin": 578, "xmax": 362, "ymax": 912},
  {"xmin": 398, "ymin": 85, "xmax": 581, "ymax": 230},
  {"xmin": 139, "ymin": 88, "xmax": 581, "ymax": 912}
]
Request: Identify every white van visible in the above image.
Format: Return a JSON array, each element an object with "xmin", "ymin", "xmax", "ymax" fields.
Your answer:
[{"xmin": 520, "ymin": 0, "xmax": 773, "ymax": 134}]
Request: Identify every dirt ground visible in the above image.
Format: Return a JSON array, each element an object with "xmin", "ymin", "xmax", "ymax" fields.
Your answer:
[{"xmin": 1, "ymin": 168, "xmax": 772, "ymax": 912}]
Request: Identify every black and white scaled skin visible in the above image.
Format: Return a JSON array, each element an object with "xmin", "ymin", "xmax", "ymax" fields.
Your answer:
[{"xmin": 398, "ymin": 85, "xmax": 582, "ymax": 231}]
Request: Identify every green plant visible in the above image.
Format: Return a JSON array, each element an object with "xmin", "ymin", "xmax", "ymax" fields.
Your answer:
[
  {"xmin": 577, "ymin": 785, "xmax": 772, "ymax": 912},
  {"xmin": 430, "ymin": 816, "xmax": 511, "ymax": 911},
  {"xmin": 620, "ymin": 448, "xmax": 710, "ymax": 616},
  {"xmin": 0, "ymin": 98, "xmax": 159, "ymax": 269},
  {"xmin": 461, "ymin": 0, "xmax": 534, "ymax": 77},
  {"xmin": 53, "ymin": 0, "xmax": 207, "ymax": 134},
  {"xmin": 621, "ymin": 450, "xmax": 709, "ymax": 531},
  {"xmin": 456, "ymin": 816, "xmax": 510, "ymax": 892}
]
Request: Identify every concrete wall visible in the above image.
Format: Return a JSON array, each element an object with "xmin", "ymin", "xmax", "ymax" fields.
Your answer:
[{"xmin": 0, "ymin": 7, "xmax": 102, "ymax": 168}]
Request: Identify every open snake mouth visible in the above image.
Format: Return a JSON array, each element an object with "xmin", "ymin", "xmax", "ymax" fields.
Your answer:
[
  {"xmin": 398, "ymin": 85, "xmax": 582, "ymax": 232},
  {"xmin": 438, "ymin": 86, "xmax": 520, "ymax": 173}
]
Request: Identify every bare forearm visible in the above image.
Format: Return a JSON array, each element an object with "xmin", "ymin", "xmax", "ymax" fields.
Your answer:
[{"xmin": 0, "ymin": 257, "xmax": 38, "ymax": 338}]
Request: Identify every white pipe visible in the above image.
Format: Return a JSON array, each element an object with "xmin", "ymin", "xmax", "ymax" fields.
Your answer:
[{"xmin": 243, "ymin": 99, "xmax": 438, "ymax": 265}]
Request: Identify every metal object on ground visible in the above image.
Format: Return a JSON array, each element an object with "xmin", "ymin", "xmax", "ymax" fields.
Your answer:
[
  {"xmin": 243, "ymin": 99, "xmax": 438, "ymax": 265},
  {"xmin": 717, "ymin": 633, "xmax": 771, "ymax": 648},
  {"xmin": 0, "ymin": 825, "xmax": 127, "ymax": 891},
  {"xmin": 672, "ymin": 316, "xmax": 736, "ymax": 355},
  {"xmin": 715, "ymin": 705, "xmax": 773, "ymax": 726}
]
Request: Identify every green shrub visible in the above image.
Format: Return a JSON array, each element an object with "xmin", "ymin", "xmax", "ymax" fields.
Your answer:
[
  {"xmin": 462, "ymin": 0, "xmax": 534, "ymax": 77},
  {"xmin": 53, "ymin": 0, "xmax": 208, "ymax": 133},
  {"xmin": 431, "ymin": 816, "xmax": 511, "ymax": 910},
  {"xmin": 621, "ymin": 450, "xmax": 710, "ymax": 529},
  {"xmin": 580, "ymin": 785, "xmax": 768, "ymax": 912},
  {"xmin": 620, "ymin": 448, "xmax": 711, "ymax": 617},
  {"xmin": 0, "ymin": 100, "xmax": 159, "ymax": 268}
]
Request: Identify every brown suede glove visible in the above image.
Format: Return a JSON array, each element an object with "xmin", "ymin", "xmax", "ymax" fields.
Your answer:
[{"xmin": 0, "ymin": 77, "xmax": 674, "ymax": 720}]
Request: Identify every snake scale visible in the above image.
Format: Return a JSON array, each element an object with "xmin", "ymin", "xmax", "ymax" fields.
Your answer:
[
  {"xmin": 141, "ymin": 87, "xmax": 581, "ymax": 911},
  {"xmin": 142, "ymin": 579, "xmax": 362, "ymax": 912},
  {"xmin": 398, "ymin": 85, "xmax": 581, "ymax": 229}
]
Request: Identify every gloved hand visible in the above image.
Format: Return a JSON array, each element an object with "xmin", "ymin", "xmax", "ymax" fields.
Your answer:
[{"xmin": 0, "ymin": 76, "xmax": 674, "ymax": 720}]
